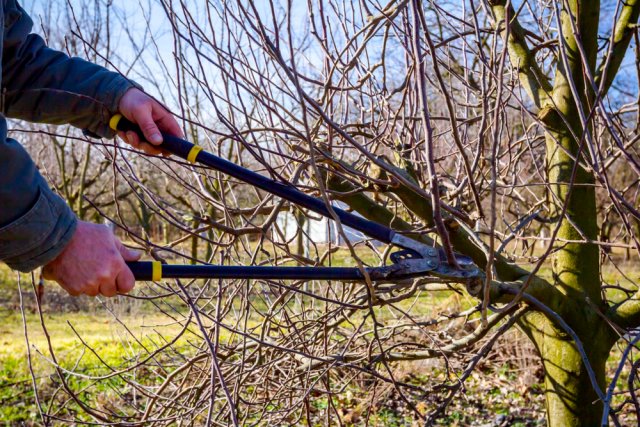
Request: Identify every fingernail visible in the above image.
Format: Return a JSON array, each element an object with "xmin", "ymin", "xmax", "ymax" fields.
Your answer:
[{"xmin": 150, "ymin": 133, "xmax": 162, "ymax": 144}]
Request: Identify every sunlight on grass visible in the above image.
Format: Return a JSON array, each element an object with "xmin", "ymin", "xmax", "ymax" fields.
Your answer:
[{"xmin": 0, "ymin": 311, "xmax": 190, "ymax": 382}]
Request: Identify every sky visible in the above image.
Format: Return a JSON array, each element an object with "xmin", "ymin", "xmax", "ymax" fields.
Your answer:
[{"xmin": 17, "ymin": 0, "xmax": 640, "ymax": 114}]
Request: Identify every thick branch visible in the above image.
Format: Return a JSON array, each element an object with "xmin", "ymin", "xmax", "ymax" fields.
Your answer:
[
  {"xmin": 490, "ymin": 0, "xmax": 553, "ymax": 109},
  {"xmin": 595, "ymin": 0, "xmax": 640, "ymax": 95},
  {"xmin": 609, "ymin": 291, "xmax": 640, "ymax": 328},
  {"xmin": 377, "ymin": 160, "xmax": 532, "ymax": 282},
  {"xmin": 481, "ymin": 278, "xmax": 577, "ymax": 319},
  {"xmin": 326, "ymin": 172, "xmax": 435, "ymax": 247}
]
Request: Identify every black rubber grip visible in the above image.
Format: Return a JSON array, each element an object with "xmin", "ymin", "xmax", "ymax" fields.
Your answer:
[
  {"xmin": 113, "ymin": 116, "xmax": 395, "ymax": 244},
  {"xmin": 126, "ymin": 261, "xmax": 154, "ymax": 281},
  {"xmin": 113, "ymin": 116, "xmax": 195, "ymax": 160}
]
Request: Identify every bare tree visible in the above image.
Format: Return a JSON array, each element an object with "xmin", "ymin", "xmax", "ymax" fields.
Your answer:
[{"xmin": 14, "ymin": 0, "xmax": 640, "ymax": 425}]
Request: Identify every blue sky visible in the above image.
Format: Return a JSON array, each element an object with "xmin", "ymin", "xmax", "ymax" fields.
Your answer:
[{"xmin": 17, "ymin": 0, "xmax": 640, "ymax": 113}]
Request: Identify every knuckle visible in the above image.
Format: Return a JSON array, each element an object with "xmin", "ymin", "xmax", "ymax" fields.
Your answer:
[
  {"xmin": 42, "ymin": 267, "xmax": 54, "ymax": 280},
  {"xmin": 141, "ymin": 123, "xmax": 157, "ymax": 134},
  {"xmin": 101, "ymin": 287, "xmax": 117, "ymax": 297},
  {"xmin": 96, "ymin": 267, "xmax": 113, "ymax": 282},
  {"xmin": 83, "ymin": 282, "xmax": 99, "ymax": 297},
  {"xmin": 131, "ymin": 103, "xmax": 147, "ymax": 114}
]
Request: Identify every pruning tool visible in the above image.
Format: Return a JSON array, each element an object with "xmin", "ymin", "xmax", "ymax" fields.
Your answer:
[{"xmin": 109, "ymin": 114, "xmax": 480, "ymax": 284}]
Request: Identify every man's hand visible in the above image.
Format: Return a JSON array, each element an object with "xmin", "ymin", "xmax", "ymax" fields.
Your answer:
[
  {"xmin": 117, "ymin": 88, "xmax": 183, "ymax": 155},
  {"xmin": 43, "ymin": 221, "xmax": 141, "ymax": 297}
]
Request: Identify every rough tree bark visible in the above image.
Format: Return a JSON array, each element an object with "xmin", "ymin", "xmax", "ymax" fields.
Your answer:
[{"xmin": 490, "ymin": 0, "xmax": 640, "ymax": 424}]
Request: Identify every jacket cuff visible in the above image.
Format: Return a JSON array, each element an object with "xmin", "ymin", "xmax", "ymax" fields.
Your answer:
[
  {"xmin": 88, "ymin": 77, "xmax": 143, "ymax": 139},
  {"xmin": 0, "ymin": 187, "xmax": 77, "ymax": 272}
]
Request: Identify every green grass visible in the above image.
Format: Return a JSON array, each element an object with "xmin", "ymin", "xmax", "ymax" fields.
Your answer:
[
  {"xmin": 0, "ymin": 272, "xmax": 474, "ymax": 424},
  {"xmin": 1, "ymin": 248, "xmax": 639, "ymax": 424},
  {"xmin": 0, "ymin": 308, "xmax": 197, "ymax": 422}
]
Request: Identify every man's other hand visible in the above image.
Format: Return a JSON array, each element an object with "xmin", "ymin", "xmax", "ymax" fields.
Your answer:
[
  {"xmin": 117, "ymin": 88, "xmax": 183, "ymax": 155},
  {"xmin": 43, "ymin": 221, "xmax": 141, "ymax": 297}
]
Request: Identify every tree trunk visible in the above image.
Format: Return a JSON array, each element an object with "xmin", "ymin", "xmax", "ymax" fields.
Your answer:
[
  {"xmin": 521, "ymin": 109, "xmax": 610, "ymax": 426},
  {"xmin": 488, "ymin": 1, "xmax": 640, "ymax": 420},
  {"xmin": 191, "ymin": 217, "xmax": 200, "ymax": 264},
  {"xmin": 522, "ymin": 86, "xmax": 620, "ymax": 425},
  {"xmin": 521, "ymin": 313, "xmax": 614, "ymax": 426},
  {"xmin": 515, "ymin": 1, "xmax": 616, "ymax": 419}
]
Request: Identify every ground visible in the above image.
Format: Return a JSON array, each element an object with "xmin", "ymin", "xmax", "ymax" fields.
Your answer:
[{"xmin": 0, "ymin": 254, "xmax": 638, "ymax": 425}]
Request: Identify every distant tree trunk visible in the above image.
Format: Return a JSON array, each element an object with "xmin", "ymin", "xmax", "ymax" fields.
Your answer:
[
  {"xmin": 191, "ymin": 217, "xmax": 200, "ymax": 264},
  {"xmin": 296, "ymin": 209, "xmax": 306, "ymax": 257}
]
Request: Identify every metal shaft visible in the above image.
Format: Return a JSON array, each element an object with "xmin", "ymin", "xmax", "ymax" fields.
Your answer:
[
  {"xmin": 127, "ymin": 261, "xmax": 366, "ymax": 281},
  {"xmin": 112, "ymin": 115, "xmax": 396, "ymax": 244}
]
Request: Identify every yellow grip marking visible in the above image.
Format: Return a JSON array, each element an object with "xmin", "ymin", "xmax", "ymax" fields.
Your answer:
[
  {"xmin": 151, "ymin": 261, "xmax": 162, "ymax": 281},
  {"xmin": 187, "ymin": 145, "xmax": 203, "ymax": 164},
  {"xmin": 109, "ymin": 114, "xmax": 123, "ymax": 131}
]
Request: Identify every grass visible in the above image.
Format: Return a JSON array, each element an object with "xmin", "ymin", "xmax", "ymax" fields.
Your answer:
[
  {"xmin": 0, "ymin": 310, "xmax": 189, "ymax": 370},
  {"xmin": 0, "ymin": 263, "xmax": 476, "ymax": 424},
  {"xmin": 0, "ymin": 248, "xmax": 639, "ymax": 425},
  {"xmin": 0, "ymin": 308, "xmax": 197, "ymax": 423}
]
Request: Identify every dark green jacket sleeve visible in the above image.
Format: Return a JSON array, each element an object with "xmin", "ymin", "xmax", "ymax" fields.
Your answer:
[
  {"xmin": 2, "ymin": 0, "xmax": 137, "ymax": 136},
  {"xmin": 0, "ymin": 0, "xmax": 138, "ymax": 272}
]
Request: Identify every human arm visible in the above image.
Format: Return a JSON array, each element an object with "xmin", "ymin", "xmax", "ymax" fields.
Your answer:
[
  {"xmin": 2, "ymin": 1, "xmax": 182, "ymax": 150},
  {"xmin": 0, "ymin": 1, "xmax": 181, "ymax": 296}
]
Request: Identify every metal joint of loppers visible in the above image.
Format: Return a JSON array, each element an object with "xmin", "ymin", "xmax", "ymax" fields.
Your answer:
[{"xmin": 109, "ymin": 114, "xmax": 480, "ymax": 284}]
